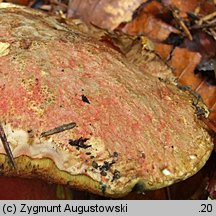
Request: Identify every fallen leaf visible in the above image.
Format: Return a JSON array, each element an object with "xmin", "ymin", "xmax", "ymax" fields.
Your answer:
[
  {"xmin": 162, "ymin": 0, "xmax": 200, "ymax": 17},
  {"xmin": 169, "ymin": 47, "xmax": 202, "ymax": 89},
  {"xmin": 67, "ymin": 0, "xmax": 148, "ymax": 30},
  {"xmin": 154, "ymin": 42, "xmax": 173, "ymax": 60},
  {"xmin": 199, "ymin": 1, "xmax": 216, "ymax": 15},
  {"xmin": 120, "ymin": 11, "xmax": 179, "ymax": 41},
  {"xmin": 182, "ymin": 32, "xmax": 216, "ymax": 59},
  {"xmin": 195, "ymin": 82, "xmax": 216, "ymax": 114}
]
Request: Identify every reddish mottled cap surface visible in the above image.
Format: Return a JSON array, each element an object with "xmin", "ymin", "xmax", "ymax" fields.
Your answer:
[{"xmin": 0, "ymin": 3, "xmax": 213, "ymax": 197}]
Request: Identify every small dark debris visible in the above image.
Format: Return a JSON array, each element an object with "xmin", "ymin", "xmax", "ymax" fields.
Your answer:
[
  {"xmin": 69, "ymin": 137, "xmax": 91, "ymax": 150},
  {"xmin": 112, "ymin": 151, "xmax": 118, "ymax": 158},
  {"xmin": 100, "ymin": 161, "xmax": 110, "ymax": 171},
  {"xmin": 101, "ymin": 184, "xmax": 107, "ymax": 194},
  {"xmin": 92, "ymin": 160, "xmax": 115, "ymax": 174},
  {"xmin": 192, "ymin": 94, "xmax": 202, "ymax": 106},
  {"xmin": 100, "ymin": 170, "xmax": 107, "ymax": 176},
  {"xmin": 92, "ymin": 161, "xmax": 99, "ymax": 169},
  {"xmin": 141, "ymin": 152, "xmax": 145, "ymax": 159},
  {"xmin": 111, "ymin": 170, "xmax": 121, "ymax": 182},
  {"xmin": 194, "ymin": 106, "xmax": 208, "ymax": 118},
  {"xmin": 86, "ymin": 152, "xmax": 91, "ymax": 155},
  {"xmin": 164, "ymin": 32, "xmax": 184, "ymax": 46},
  {"xmin": 191, "ymin": 95, "xmax": 208, "ymax": 118},
  {"xmin": 90, "ymin": 155, "xmax": 95, "ymax": 159},
  {"xmin": 132, "ymin": 183, "xmax": 145, "ymax": 194},
  {"xmin": 100, "ymin": 161, "xmax": 115, "ymax": 171},
  {"xmin": 196, "ymin": 58, "xmax": 216, "ymax": 72},
  {"xmin": 187, "ymin": 12, "xmax": 199, "ymax": 21},
  {"xmin": 195, "ymin": 66, "xmax": 216, "ymax": 86},
  {"xmin": 158, "ymin": 77, "xmax": 171, "ymax": 84},
  {"xmin": 82, "ymin": 94, "xmax": 90, "ymax": 104},
  {"xmin": 176, "ymin": 83, "xmax": 191, "ymax": 91}
]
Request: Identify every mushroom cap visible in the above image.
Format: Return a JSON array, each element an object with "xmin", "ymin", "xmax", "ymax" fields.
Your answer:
[{"xmin": 0, "ymin": 3, "xmax": 213, "ymax": 197}]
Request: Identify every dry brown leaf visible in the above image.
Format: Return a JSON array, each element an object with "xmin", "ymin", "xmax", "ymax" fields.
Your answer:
[
  {"xmin": 169, "ymin": 47, "xmax": 202, "ymax": 89},
  {"xmin": 141, "ymin": 0, "xmax": 167, "ymax": 16},
  {"xmin": 199, "ymin": 0, "xmax": 216, "ymax": 15},
  {"xmin": 182, "ymin": 32, "xmax": 216, "ymax": 59},
  {"xmin": 168, "ymin": 47, "xmax": 216, "ymax": 128},
  {"xmin": 120, "ymin": 12, "xmax": 179, "ymax": 41},
  {"xmin": 195, "ymin": 82, "xmax": 216, "ymax": 113},
  {"xmin": 162, "ymin": 0, "xmax": 200, "ymax": 16},
  {"xmin": 67, "ymin": 0, "xmax": 148, "ymax": 30},
  {"xmin": 209, "ymin": 104, "xmax": 216, "ymax": 122},
  {"xmin": 154, "ymin": 43, "xmax": 173, "ymax": 60}
]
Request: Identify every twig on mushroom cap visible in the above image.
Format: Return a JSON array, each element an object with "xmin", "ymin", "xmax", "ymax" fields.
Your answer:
[
  {"xmin": 0, "ymin": 124, "xmax": 16, "ymax": 169},
  {"xmin": 40, "ymin": 122, "xmax": 76, "ymax": 137}
]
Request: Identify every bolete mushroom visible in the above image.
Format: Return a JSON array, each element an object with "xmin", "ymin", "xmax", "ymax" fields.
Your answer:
[{"xmin": 0, "ymin": 3, "xmax": 213, "ymax": 197}]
